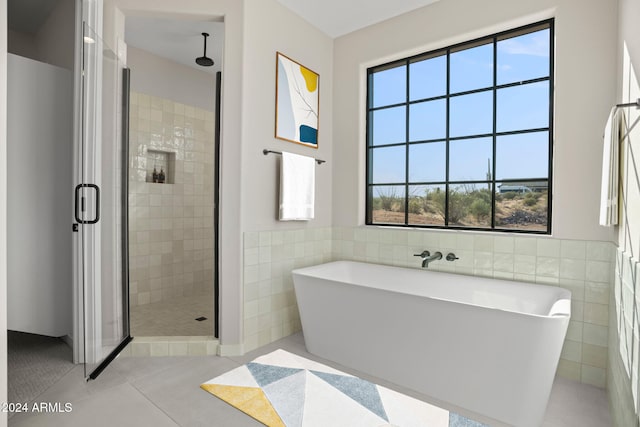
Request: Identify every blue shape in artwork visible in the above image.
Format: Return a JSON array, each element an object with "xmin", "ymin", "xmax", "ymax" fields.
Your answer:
[
  {"xmin": 299, "ymin": 125, "xmax": 317, "ymax": 145},
  {"xmin": 247, "ymin": 363, "xmax": 303, "ymax": 387},
  {"xmin": 449, "ymin": 412, "xmax": 490, "ymax": 427},
  {"xmin": 311, "ymin": 370, "xmax": 388, "ymax": 421}
]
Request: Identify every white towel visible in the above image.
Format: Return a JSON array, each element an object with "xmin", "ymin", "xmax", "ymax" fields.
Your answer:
[
  {"xmin": 599, "ymin": 107, "xmax": 626, "ymax": 226},
  {"xmin": 279, "ymin": 152, "xmax": 315, "ymax": 221}
]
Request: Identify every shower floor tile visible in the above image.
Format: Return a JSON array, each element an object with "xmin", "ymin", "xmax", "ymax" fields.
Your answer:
[{"xmin": 130, "ymin": 293, "xmax": 215, "ymax": 337}]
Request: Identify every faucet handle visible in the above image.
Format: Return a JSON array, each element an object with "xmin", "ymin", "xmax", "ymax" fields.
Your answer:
[
  {"xmin": 413, "ymin": 250, "xmax": 430, "ymax": 258},
  {"xmin": 446, "ymin": 252, "xmax": 459, "ymax": 261}
]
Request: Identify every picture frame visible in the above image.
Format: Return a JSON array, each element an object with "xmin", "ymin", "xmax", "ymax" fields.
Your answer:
[{"xmin": 275, "ymin": 52, "xmax": 320, "ymax": 148}]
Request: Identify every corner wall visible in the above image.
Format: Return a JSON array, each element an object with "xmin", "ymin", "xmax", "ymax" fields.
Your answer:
[
  {"xmin": 240, "ymin": 0, "xmax": 333, "ymax": 352},
  {"xmin": 608, "ymin": 0, "xmax": 640, "ymax": 425},
  {"xmin": 126, "ymin": 46, "xmax": 216, "ymax": 112},
  {"xmin": 7, "ymin": 0, "xmax": 75, "ymax": 70}
]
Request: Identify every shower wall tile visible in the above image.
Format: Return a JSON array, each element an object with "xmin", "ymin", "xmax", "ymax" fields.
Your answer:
[{"xmin": 128, "ymin": 92, "xmax": 215, "ymax": 308}]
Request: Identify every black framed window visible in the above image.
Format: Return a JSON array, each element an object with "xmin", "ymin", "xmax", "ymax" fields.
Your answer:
[{"xmin": 366, "ymin": 20, "xmax": 554, "ymax": 233}]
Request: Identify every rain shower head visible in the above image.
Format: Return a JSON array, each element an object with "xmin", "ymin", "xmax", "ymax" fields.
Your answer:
[{"xmin": 195, "ymin": 32, "xmax": 214, "ymax": 67}]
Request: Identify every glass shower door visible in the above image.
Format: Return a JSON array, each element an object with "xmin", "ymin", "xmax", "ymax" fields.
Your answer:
[{"xmin": 78, "ymin": 22, "xmax": 131, "ymax": 379}]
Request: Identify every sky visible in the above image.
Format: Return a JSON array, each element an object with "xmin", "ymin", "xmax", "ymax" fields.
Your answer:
[{"xmin": 369, "ymin": 28, "xmax": 551, "ymax": 190}]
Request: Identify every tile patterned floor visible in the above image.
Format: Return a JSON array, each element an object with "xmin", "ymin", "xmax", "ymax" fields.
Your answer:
[
  {"xmin": 130, "ymin": 293, "xmax": 215, "ymax": 337},
  {"xmin": 7, "ymin": 333, "xmax": 612, "ymax": 427}
]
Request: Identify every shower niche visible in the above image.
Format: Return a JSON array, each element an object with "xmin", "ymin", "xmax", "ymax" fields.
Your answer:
[{"xmin": 145, "ymin": 149, "xmax": 175, "ymax": 184}]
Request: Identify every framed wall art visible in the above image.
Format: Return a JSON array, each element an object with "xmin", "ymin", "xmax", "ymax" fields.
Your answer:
[{"xmin": 275, "ymin": 52, "xmax": 319, "ymax": 148}]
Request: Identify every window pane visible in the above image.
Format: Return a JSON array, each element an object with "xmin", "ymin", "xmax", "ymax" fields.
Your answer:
[
  {"xmin": 449, "ymin": 137, "xmax": 493, "ymax": 181},
  {"xmin": 371, "ymin": 106, "xmax": 406, "ymax": 146},
  {"xmin": 450, "ymin": 91, "xmax": 493, "ymax": 137},
  {"xmin": 496, "ymin": 181, "xmax": 548, "ymax": 231},
  {"xmin": 497, "ymin": 29, "xmax": 550, "ymax": 85},
  {"xmin": 371, "ymin": 64, "xmax": 407, "ymax": 108},
  {"xmin": 409, "ymin": 99, "xmax": 446, "ymax": 141},
  {"xmin": 371, "ymin": 146, "xmax": 406, "ymax": 184},
  {"xmin": 450, "ymin": 42, "xmax": 493, "ymax": 93},
  {"xmin": 448, "ymin": 183, "xmax": 492, "ymax": 228},
  {"xmin": 496, "ymin": 81, "xmax": 548, "ymax": 132},
  {"xmin": 408, "ymin": 185, "xmax": 446, "ymax": 226},
  {"xmin": 410, "ymin": 54, "xmax": 446, "ymax": 100},
  {"xmin": 371, "ymin": 185, "xmax": 406, "ymax": 224},
  {"xmin": 496, "ymin": 132, "xmax": 549, "ymax": 180},
  {"xmin": 409, "ymin": 142, "xmax": 446, "ymax": 182}
]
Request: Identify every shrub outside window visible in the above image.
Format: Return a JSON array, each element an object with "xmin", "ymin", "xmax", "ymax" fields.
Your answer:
[{"xmin": 366, "ymin": 20, "xmax": 554, "ymax": 233}]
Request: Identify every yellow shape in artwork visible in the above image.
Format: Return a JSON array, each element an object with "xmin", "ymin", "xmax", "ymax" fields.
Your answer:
[
  {"xmin": 300, "ymin": 66, "xmax": 318, "ymax": 93},
  {"xmin": 201, "ymin": 384, "xmax": 286, "ymax": 427}
]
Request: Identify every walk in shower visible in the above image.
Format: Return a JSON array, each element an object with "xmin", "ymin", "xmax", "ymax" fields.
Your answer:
[
  {"xmin": 124, "ymin": 17, "xmax": 222, "ymax": 338},
  {"xmin": 127, "ymin": 91, "xmax": 217, "ymax": 337}
]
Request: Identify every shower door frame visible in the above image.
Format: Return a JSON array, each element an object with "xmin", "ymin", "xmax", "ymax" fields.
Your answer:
[{"xmin": 72, "ymin": 0, "xmax": 132, "ymax": 379}]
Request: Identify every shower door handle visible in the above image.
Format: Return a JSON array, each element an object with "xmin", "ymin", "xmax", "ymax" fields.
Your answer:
[{"xmin": 74, "ymin": 184, "xmax": 100, "ymax": 224}]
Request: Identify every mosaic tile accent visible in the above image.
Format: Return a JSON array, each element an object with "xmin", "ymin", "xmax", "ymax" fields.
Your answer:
[{"xmin": 201, "ymin": 349, "xmax": 487, "ymax": 427}]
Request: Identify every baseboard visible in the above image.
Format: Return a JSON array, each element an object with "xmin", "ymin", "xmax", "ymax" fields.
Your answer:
[{"xmin": 217, "ymin": 343, "xmax": 244, "ymax": 356}]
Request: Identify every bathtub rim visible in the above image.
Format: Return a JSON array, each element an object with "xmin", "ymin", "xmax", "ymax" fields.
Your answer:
[{"xmin": 292, "ymin": 260, "xmax": 572, "ymax": 320}]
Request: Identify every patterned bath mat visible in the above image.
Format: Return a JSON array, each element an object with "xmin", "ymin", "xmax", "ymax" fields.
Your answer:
[{"xmin": 201, "ymin": 349, "xmax": 487, "ymax": 427}]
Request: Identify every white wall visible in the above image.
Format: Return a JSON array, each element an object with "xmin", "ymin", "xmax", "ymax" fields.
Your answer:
[
  {"xmin": 241, "ymin": 0, "xmax": 333, "ymax": 231},
  {"xmin": 333, "ymin": 0, "xmax": 617, "ymax": 243},
  {"xmin": 239, "ymin": 0, "xmax": 333, "ymax": 352},
  {"xmin": 127, "ymin": 45, "xmax": 215, "ymax": 111},
  {"xmin": 1, "ymin": 1, "xmax": 8, "ymax": 424},
  {"xmin": 107, "ymin": 0, "xmax": 244, "ymax": 347},
  {"xmin": 7, "ymin": 54, "xmax": 73, "ymax": 337}
]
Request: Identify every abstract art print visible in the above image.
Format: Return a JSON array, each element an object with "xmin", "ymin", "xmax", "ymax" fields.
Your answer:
[{"xmin": 275, "ymin": 52, "xmax": 319, "ymax": 148}]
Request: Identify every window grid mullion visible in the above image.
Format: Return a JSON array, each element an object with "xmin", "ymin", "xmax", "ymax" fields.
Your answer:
[
  {"xmin": 491, "ymin": 36, "xmax": 498, "ymax": 230},
  {"xmin": 445, "ymin": 48, "xmax": 451, "ymax": 227},
  {"xmin": 404, "ymin": 60, "xmax": 410, "ymax": 225},
  {"xmin": 369, "ymin": 76, "xmax": 550, "ymax": 113}
]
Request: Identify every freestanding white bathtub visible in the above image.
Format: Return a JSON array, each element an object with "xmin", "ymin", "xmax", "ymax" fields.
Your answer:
[{"xmin": 292, "ymin": 261, "xmax": 571, "ymax": 427}]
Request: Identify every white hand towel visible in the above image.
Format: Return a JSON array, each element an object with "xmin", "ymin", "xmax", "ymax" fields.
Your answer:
[
  {"xmin": 279, "ymin": 152, "xmax": 315, "ymax": 221},
  {"xmin": 599, "ymin": 107, "xmax": 625, "ymax": 226}
]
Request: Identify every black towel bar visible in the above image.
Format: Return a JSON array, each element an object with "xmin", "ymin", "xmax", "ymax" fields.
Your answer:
[{"xmin": 263, "ymin": 149, "xmax": 326, "ymax": 164}]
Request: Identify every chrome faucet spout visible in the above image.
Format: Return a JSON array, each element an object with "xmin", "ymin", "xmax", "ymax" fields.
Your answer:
[
  {"xmin": 423, "ymin": 251, "xmax": 442, "ymax": 267},
  {"xmin": 413, "ymin": 250, "xmax": 442, "ymax": 268}
]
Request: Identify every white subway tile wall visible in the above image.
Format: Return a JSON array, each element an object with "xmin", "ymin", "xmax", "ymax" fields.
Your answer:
[
  {"xmin": 128, "ymin": 92, "xmax": 216, "ymax": 307},
  {"xmin": 242, "ymin": 228, "xmax": 333, "ymax": 353},
  {"xmin": 243, "ymin": 226, "xmax": 613, "ymax": 388}
]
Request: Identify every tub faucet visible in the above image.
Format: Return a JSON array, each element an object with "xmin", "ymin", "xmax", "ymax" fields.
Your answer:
[{"xmin": 413, "ymin": 250, "xmax": 443, "ymax": 268}]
